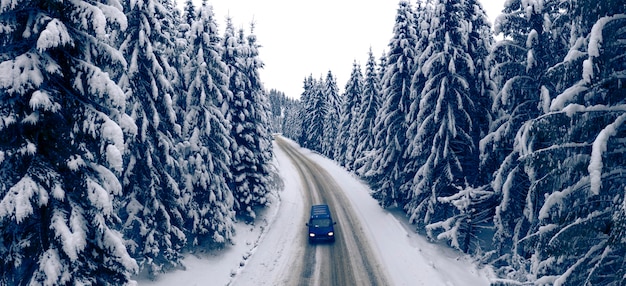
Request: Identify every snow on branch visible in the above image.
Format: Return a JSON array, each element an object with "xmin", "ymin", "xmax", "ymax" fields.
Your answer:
[
  {"xmin": 51, "ymin": 209, "xmax": 87, "ymax": 262},
  {"xmin": 588, "ymin": 15, "xmax": 626, "ymax": 58},
  {"xmin": 539, "ymin": 176, "xmax": 588, "ymax": 220},
  {"xmin": 0, "ymin": 54, "xmax": 44, "ymax": 94},
  {"xmin": 37, "ymin": 19, "xmax": 74, "ymax": 52},
  {"xmin": 584, "ymin": 14, "xmax": 626, "ymax": 83},
  {"xmin": 589, "ymin": 113, "xmax": 626, "ymax": 195},
  {"xmin": 426, "ymin": 216, "xmax": 461, "ymax": 249},
  {"xmin": 549, "ymin": 82, "xmax": 588, "ymax": 111},
  {"xmin": 553, "ymin": 241, "xmax": 605, "ymax": 286},
  {"xmin": 0, "ymin": 176, "xmax": 49, "ymax": 223},
  {"xmin": 29, "ymin": 90, "xmax": 61, "ymax": 112}
]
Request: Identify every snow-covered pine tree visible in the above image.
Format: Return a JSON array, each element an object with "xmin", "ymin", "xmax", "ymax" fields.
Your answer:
[
  {"xmin": 224, "ymin": 23, "xmax": 274, "ymax": 220},
  {"xmin": 302, "ymin": 76, "xmax": 327, "ymax": 153},
  {"xmin": 366, "ymin": 0, "xmax": 418, "ymax": 208},
  {"xmin": 334, "ymin": 62, "xmax": 363, "ymax": 169},
  {"xmin": 402, "ymin": 0, "xmax": 433, "ymax": 200},
  {"xmin": 321, "ymin": 71, "xmax": 341, "ymax": 159},
  {"xmin": 0, "ymin": 0, "xmax": 138, "ymax": 284},
  {"xmin": 177, "ymin": 2, "xmax": 235, "ymax": 249},
  {"xmin": 245, "ymin": 24, "xmax": 275, "ymax": 213},
  {"xmin": 268, "ymin": 89, "xmax": 300, "ymax": 139},
  {"xmin": 170, "ymin": 3, "xmax": 191, "ymax": 125},
  {"xmin": 298, "ymin": 75, "xmax": 316, "ymax": 149},
  {"xmin": 182, "ymin": 0, "xmax": 197, "ymax": 27},
  {"xmin": 464, "ymin": 0, "xmax": 495, "ymax": 165},
  {"xmin": 377, "ymin": 51, "xmax": 388, "ymax": 87},
  {"xmin": 481, "ymin": 0, "xmax": 567, "ymax": 186},
  {"xmin": 159, "ymin": 0, "xmax": 184, "ymax": 97},
  {"xmin": 268, "ymin": 89, "xmax": 284, "ymax": 132},
  {"xmin": 117, "ymin": 0, "xmax": 187, "ymax": 277},
  {"xmin": 282, "ymin": 96, "xmax": 302, "ymax": 141},
  {"xmin": 354, "ymin": 49, "xmax": 382, "ymax": 176},
  {"xmin": 403, "ymin": 0, "xmax": 493, "ymax": 251},
  {"xmin": 426, "ymin": 0, "xmax": 497, "ymax": 254},
  {"xmin": 497, "ymin": 0, "xmax": 626, "ymax": 283},
  {"xmin": 485, "ymin": 0, "xmax": 574, "ymax": 280}
]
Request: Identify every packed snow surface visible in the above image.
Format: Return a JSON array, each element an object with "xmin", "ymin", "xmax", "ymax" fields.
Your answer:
[{"xmin": 138, "ymin": 137, "xmax": 492, "ymax": 285}]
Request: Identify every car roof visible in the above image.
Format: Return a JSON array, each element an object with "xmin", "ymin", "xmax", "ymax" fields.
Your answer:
[{"xmin": 310, "ymin": 204, "xmax": 331, "ymax": 219}]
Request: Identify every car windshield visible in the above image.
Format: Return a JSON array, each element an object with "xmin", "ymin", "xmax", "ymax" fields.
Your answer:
[{"xmin": 310, "ymin": 218, "xmax": 331, "ymax": 227}]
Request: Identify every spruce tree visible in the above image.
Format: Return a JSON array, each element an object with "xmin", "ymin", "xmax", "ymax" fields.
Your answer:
[
  {"xmin": 183, "ymin": 0, "xmax": 197, "ymax": 27},
  {"xmin": 117, "ymin": 0, "xmax": 186, "ymax": 277},
  {"xmin": 0, "ymin": 0, "xmax": 138, "ymax": 284},
  {"xmin": 298, "ymin": 75, "xmax": 316, "ymax": 149},
  {"xmin": 322, "ymin": 71, "xmax": 341, "ymax": 158},
  {"xmin": 501, "ymin": 1, "xmax": 626, "ymax": 283},
  {"xmin": 245, "ymin": 25, "xmax": 275, "ymax": 217},
  {"xmin": 267, "ymin": 89, "xmax": 284, "ymax": 132},
  {"xmin": 302, "ymin": 77, "xmax": 327, "ymax": 153},
  {"xmin": 178, "ymin": 2, "xmax": 235, "ymax": 249},
  {"xmin": 268, "ymin": 89, "xmax": 300, "ymax": 139},
  {"xmin": 484, "ymin": 0, "xmax": 626, "ymax": 284},
  {"xmin": 335, "ymin": 62, "xmax": 363, "ymax": 169},
  {"xmin": 377, "ymin": 51, "xmax": 388, "ymax": 86},
  {"xmin": 367, "ymin": 0, "xmax": 418, "ymax": 207},
  {"xmin": 354, "ymin": 49, "xmax": 382, "ymax": 175},
  {"xmin": 224, "ymin": 23, "xmax": 274, "ymax": 220},
  {"xmin": 282, "ymin": 96, "xmax": 303, "ymax": 141},
  {"xmin": 402, "ymin": 0, "xmax": 433, "ymax": 199},
  {"xmin": 404, "ymin": 0, "xmax": 494, "ymax": 253},
  {"xmin": 485, "ymin": 0, "xmax": 575, "ymax": 280}
]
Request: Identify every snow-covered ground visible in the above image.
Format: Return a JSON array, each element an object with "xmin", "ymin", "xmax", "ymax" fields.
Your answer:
[{"xmin": 138, "ymin": 138, "xmax": 494, "ymax": 285}]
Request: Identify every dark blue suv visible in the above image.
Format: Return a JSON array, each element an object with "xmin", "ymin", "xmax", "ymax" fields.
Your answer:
[{"xmin": 306, "ymin": 204, "xmax": 336, "ymax": 243}]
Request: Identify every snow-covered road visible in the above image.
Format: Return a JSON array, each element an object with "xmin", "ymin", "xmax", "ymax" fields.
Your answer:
[
  {"xmin": 138, "ymin": 136, "xmax": 493, "ymax": 285},
  {"xmin": 251, "ymin": 136, "xmax": 390, "ymax": 285}
]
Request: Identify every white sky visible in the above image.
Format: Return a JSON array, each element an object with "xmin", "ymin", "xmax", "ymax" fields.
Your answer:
[{"xmin": 177, "ymin": 0, "xmax": 506, "ymax": 99}]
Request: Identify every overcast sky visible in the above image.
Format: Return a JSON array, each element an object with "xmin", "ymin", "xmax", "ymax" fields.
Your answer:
[{"xmin": 179, "ymin": 0, "xmax": 506, "ymax": 98}]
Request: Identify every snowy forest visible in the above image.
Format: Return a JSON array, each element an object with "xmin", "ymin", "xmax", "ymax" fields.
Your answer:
[
  {"xmin": 1, "ymin": 0, "xmax": 625, "ymax": 284},
  {"xmin": 0, "ymin": 0, "xmax": 276, "ymax": 284},
  {"xmin": 272, "ymin": 0, "xmax": 626, "ymax": 285}
]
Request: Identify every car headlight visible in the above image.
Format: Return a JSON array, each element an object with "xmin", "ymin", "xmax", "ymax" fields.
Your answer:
[
  {"xmin": 328, "ymin": 232, "xmax": 334, "ymax": 236},
  {"xmin": 309, "ymin": 233, "xmax": 315, "ymax": 237}
]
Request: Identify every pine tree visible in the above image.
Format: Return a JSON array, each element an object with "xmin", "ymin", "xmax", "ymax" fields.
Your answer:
[
  {"xmin": 282, "ymin": 96, "xmax": 302, "ymax": 141},
  {"xmin": 224, "ymin": 23, "xmax": 274, "ymax": 220},
  {"xmin": 170, "ymin": 3, "xmax": 191, "ymax": 125},
  {"xmin": 485, "ymin": 0, "xmax": 576, "ymax": 280},
  {"xmin": 301, "ymin": 77, "xmax": 327, "ymax": 153},
  {"xmin": 377, "ymin": 51, "xmax": 388, "ymax": 85},
  {"xmin": 117, "ymin": 0, "xmax": 187, "ymax": 277},
  {"xmin": 485, "ymin": 0, "xmax": 626, "ymax": 284},
  {"xmin": 367, "ymin": 0, "xmax": 418, "ymax": 208},
  {"xmin": 402, "ymin": 0, "xmax": 433, "ymax": 199},
  {"xmin": 182, "ymin": 0, "xmax": 197, "ymax": 27},
  {"xmin": 245, "ymin": 25, "xmax": 275, "ymax": 217},
  {"xmin": 0, "ymin": 0, "xmax": 138, "ymax": 284},
  {"xmin": 404, "ymin": 0, "xmax": 494, "ymax": 252},
  {"xmin": 482, "ymin": 0, "xmax": 568, "ymax": 187},
  {"xmin": 435, "ymin": 0, "xmax": 497, "ymax": 254},
  {"xmin": 268, "ymin": 89, "xmax": 300, "ymax": 139},
  {"xmin": 267, "ymin": 89, "xmax": 284, "ymax": 132},
  {"xmin": 504, "ymin": 1, "xmax": 626, "ymax": 284},
  {"xmin": 178, "ymin": 2, "xmax": 236, "ymax": 249},
  {"xmin": 335, "ymin": 62, "xmax": 363, "ymax": 169},
  {"xmin": 322, "ymin": 71, "xmax": 341, "ymax": 158},
  {"xmin": 354, "ymin": 49, "xmax": 382, "ymax": 175},
  {"xmin": 298, "ymin": 75, "xmax": 316, "ymax": 149}
]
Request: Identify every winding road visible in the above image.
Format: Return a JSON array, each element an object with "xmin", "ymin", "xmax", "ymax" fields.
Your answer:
[{"xmin": 273, "ymin": 137, "xmax": 390, "ymax": 286}]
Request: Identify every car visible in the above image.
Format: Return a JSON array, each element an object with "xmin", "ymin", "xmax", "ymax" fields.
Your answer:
[{"xmin": 306, "ymin": 204, "xmax": 336, "ymax": 243}]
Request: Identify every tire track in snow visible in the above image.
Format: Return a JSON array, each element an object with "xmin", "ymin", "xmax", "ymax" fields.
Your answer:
[{"xmin": 275, "ymin": 137, "xmax": 390, "ymax": 286}]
